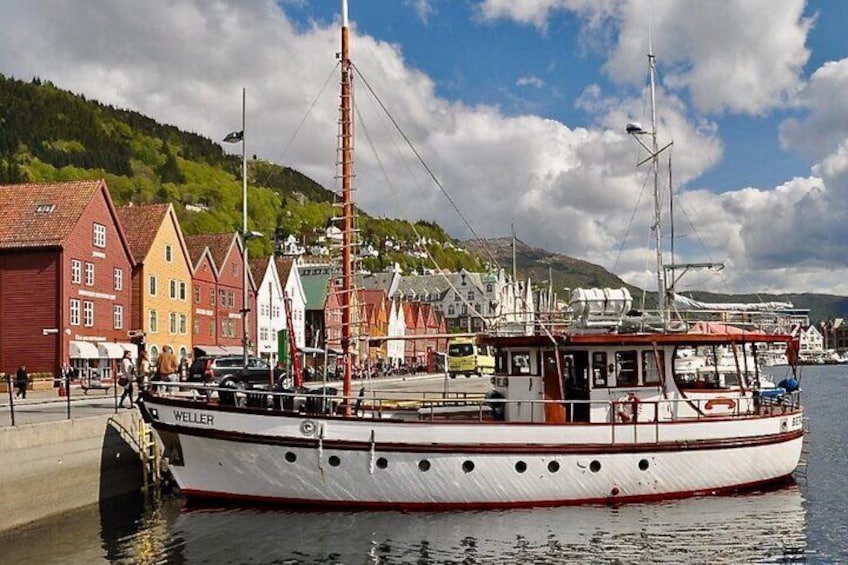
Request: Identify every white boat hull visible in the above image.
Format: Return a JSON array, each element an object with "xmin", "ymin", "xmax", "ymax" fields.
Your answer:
[{"xmin": 145, "ymin": 398, "xmax": 804, "ymax": 508}]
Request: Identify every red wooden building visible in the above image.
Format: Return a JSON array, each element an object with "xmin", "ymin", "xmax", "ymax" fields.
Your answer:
[
  {"xmin": 0, "ymin": 180, "xmax": 135, "ymax": 378},
  {"xmin": 184, "ymin": 233, "xmax": 256, "ymax": 356}
]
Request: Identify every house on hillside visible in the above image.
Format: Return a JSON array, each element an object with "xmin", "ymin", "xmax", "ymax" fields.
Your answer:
[
  {"xmin": 117, "ymin": 203, "xmax": 193, "ymax": 362},
  {"xmin": 0, "ymin": 179, "xmax": 135, "ymax": 379},
  {"xmin": 275, "ymin": 257, "xmax": 306, "ymax": 354},
  {"xmin": 249, "ymin": 256, "xmax": 306, "ymax": 366}
]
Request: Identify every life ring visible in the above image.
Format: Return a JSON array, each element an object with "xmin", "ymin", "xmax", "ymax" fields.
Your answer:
[
  {"xmin": 615, "ymin": 393, "xmax": 640, "ymax": 423},
  {"xmin": 705, "ymin": 398, "xmax": 736, "ymax": 411}
]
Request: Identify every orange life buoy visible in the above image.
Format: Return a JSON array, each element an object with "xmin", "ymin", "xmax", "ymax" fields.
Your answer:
[{"xmin": 705, "ymin": 398, "xmax": 736, "ymax": 410}]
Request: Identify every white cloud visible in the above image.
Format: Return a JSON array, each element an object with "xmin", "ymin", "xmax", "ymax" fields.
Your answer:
[
  {"xmin": 404, "ymin": 0, "xmax": 436, "ymax": 24},
  {"xmin": 479, "ymin": 0, "xmax": 812, "ymax": 116},
  {"xmin": 516, "ymin": 76, "xmax": 544, "ymax": 88}
]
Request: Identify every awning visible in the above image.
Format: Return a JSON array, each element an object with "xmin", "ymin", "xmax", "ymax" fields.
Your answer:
[
  {"xmin": 117, "ymin": 343, "xmax": 138, "ymax": 359},
  {"xmin": 70, "ymin": 340, "xmax": 99, "ymax": 359},
  {"xmin": 219, "ymin": 346, "xmax": 244, "ymax": 356},
  {"xmin": 97, "ymin": 342, "xmax": 125, "ymax": 359},
  {"xmin": 194, "ymin": 345, "xmax": 236, "ymax": 357},
  {"xmin": 300, "ymin": 346, "xmax": 325, "ymax": 355}
]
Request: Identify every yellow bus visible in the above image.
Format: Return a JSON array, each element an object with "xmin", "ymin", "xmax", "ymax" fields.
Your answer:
[{"xmin": 447, "ymin": 337, "xmax": 495, "ymax": 379}]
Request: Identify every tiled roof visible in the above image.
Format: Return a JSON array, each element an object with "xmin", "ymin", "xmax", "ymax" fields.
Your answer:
[
  {"xmin": 248, "ymin": 256, "xmax": 270, "ymax": 282},
  {"xmin": 116, "ymin": 203, "xmax": 169, "ymax": 261},
  {"xmin": 359, "ymin": 289, "xmax": 387, "ymax": 310},
  {"xmin": 274, "ymin": 257, "xmax": 294, "ymax": 285},
  {"xmin": 184, "ymin": 233, "xmax": 237, "ymax": 269},
  {"xmin": 0, "ymin": 180, "xmax": 103, "ymax": 249}
]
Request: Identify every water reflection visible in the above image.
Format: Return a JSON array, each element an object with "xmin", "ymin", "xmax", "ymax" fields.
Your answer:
[{"xmin": 163, "ymin": 484, "xmax": 807, "ymax": 564}]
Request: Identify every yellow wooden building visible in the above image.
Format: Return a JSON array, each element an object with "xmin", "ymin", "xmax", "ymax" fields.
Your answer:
[{"xmin": 117, "ymin": 203, "xmax": 194, "ymax": 362}]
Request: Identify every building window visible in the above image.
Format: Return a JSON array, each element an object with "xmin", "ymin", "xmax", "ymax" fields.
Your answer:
[
  {"xmin": 113, "ymin": 305, "xmax": 123, "ymax": 329},
  {"xmin": 194, "ymin": 285, "xmax": 201, "ymax": 304},
  {"xmin": 219, "ymin": 289, "xmax": 226, "ymax": 306},
  {"xmin": 70, "ymin": 299, "xmax": 81, "ymax": 326},
  {"xmin": 93, "ymin": 223, "xmax": 106, "ymax": 248},
  {"xmin": 149, "ymin": 310, "xmax": 158, "ymax": 333},
  {"xmin": 71, "ymin": 260, "xmax": 82, "ymax": 284},
  {"xmin": 179, "ymin": 281, "xmax": 187, "ymax": 301},
  {"xmin": 448, "ymin": 305, "xmax": 455, "ymax": 315},
  {"xmin": 83, "ymin": 301, "xmax": 94, "ymax": 327},
  {"xmin": 486, "ymin": 284, "xmax": 493, "ymax": 293},
  {"xmin": 85, "ymin": 262, "xmax": 94, "ymax": 286},
  {"xmin": 272, "ymin": 306, "xmax": 280, "ymax": 318},
  {"xmin": 228, "ymin": 290, "xmax": 235, "ymax": 306},
  {"xmin": 210, "ymin": 288, "xmax": 215, "ymax": 306},
  {"xmin": 179, "ymin": 314, "xmax": 187, "ymax": 335},
  {"xmin": 260, "ymin": 327, "xmax": 269, "ymax": 341},
  {"xmin": 467, "ymin": 291, "xmax": 475, "ymax": 300},
  {"xmin": 149, "ymin": 276, "xmax": 157, "ymax": 296},
  {"xmin": 113, "ymin": 268, "xmax": 123, "ymax": 291},
  {"xmin": 193, "ymin": 317, "xmax": 200, "ymax": 335},
  {"xmin": 210, "ymin": 319, "xmax": 216, "ymax": 337},
  {"xmin": 169, "ymin": 279, "xmax": 177, "ymax": 299},
  {"xmin": 165, "ymin": 244, "xmax": 173, "ymax": 263},
  {"xmin": 169, "ymin": 312, "xmax": 178, "ymax": 334}
]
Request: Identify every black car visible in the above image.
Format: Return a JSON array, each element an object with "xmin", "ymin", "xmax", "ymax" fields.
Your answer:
[{"xmin": 188, "ymin": 355, "xmax": 284, "ymax": 388}]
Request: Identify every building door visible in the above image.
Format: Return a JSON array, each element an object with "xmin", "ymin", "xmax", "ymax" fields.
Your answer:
[{"xmin": 542, "ymin": 351, "xmax": 566, "ymax": 423}]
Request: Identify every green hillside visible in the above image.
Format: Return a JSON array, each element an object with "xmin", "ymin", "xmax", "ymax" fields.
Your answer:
[{"xmin": 0, "ymin": 74, "xmax": 482, "ymax": 272}]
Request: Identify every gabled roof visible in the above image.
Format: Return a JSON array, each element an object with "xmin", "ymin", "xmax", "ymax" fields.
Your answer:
[
  {"xmin": 274, "ymin": 257, "xmax": 295, "ymax": 284},
  {"xmin": 0, "ymin": 179, "xmax": 134, "ymax": 264},
  {"xmin": 116, "ymin": 203, "xmax": 170, "ymax": 261},
  {"xmin": 249, "ymin": 256, "xmax": 271, "ymax": 284},
  {"xmin": 184, "ymin": 232, "xmax": 238, "ymax": 269}
]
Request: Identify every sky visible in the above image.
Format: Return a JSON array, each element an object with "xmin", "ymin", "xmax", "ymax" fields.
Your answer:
[{"xmin": 1, "ymin": 0, "xmax": 848, "ymax": 297}]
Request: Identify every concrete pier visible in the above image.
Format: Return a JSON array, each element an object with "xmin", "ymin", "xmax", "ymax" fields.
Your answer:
[{"xmin": 0, "ymin": 411, "xmax": 143, "ymax": 532}]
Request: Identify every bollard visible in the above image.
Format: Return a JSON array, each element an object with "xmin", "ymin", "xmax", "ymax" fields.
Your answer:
[{"xmin": 6, "ymin": 374, "xmax": 15, "ymax": 426}]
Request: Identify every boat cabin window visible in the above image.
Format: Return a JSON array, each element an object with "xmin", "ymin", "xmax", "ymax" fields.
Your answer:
[
  {"xmin": 591, "ymin": 352, "xmax": 607, "ymax": 387},
  {"xmin": 614, "ymin": 351, "xmax": 639, "ymax": 387},
  {"xmin": 642, "ymin": 351, "xmax": 663, "ymax": 385},
  {"xmin": 496, "ymin": 350, "xmax": 508, "ymax": 373},
  {"xmin": 510, "ymin": 352, "xmax": 532, "ymax": 375}
]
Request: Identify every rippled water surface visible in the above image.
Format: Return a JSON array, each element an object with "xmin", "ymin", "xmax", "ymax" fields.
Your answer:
[{"xmin": 4, "ymin": 365, "xmax": 846, "ymax": 564}]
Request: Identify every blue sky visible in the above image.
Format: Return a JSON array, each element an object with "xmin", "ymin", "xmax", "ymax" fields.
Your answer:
[{"xmin": 1, "ymin": 0, "xmax": 848, "ymax": 296}]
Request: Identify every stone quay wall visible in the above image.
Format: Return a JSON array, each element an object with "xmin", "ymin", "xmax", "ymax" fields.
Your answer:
[{"xmin": 0, "ymin": 411, "xmax": 143, "ymax": 532}]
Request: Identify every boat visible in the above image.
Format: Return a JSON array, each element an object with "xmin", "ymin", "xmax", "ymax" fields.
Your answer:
[{"xmin": 140, "ymin": 1, "xmax": 805, "ymax": 509}]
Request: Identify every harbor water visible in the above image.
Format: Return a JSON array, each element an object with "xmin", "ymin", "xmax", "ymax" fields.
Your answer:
[{"xmin": 3, "ymin": 364, "xmax": 846, "ymax": 564}]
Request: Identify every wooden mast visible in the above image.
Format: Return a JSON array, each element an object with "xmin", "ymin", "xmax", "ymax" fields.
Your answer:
[{"xmin": 339, "ymin": 0, "xmax": 354, "ymax": 413}]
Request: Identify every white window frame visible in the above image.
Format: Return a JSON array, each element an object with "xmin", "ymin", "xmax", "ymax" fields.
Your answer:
[
  {"xmin": 93, "ymin": 223, "xmax": 106, "ymax": 248},
  {"xmin": 149, "ymin": 310, "xmax": 158, "ymax": 333},
  {"xmin": 113, "ymin": 304, "xmax": 123, "ymax": 329},
  {"xmin": 179, "ymin": 281, "xmax": 187, "ymax": 301},
  {"xmin": 169, "ymin": 279, "xmax": 177, "ymax": 299},
  {"xmin": 179, "ymin": 314, "xmax": 187, "ymax": 335},
  {"xmin": 83, "ymin": 301, "xmax": 94, "ymax": 327},
  {"xmin": 149, "ymin": 276, "xmax": 157, "ymax": 296},
  {"xmin": 85, "ymin": 262, "xmax": 94, "ymax": 286},
  {"xmin": 71, "ymin": 259, "xmax": 82, "ymax": 284},
  {"xmin": 113, "ymin": 267, "xmax": 123, "ymax": 291},
  {"xmin": 169, "ymin": 312, "xmax": 177, "ymax": 334},
  {"xmin": 70, "ymin": 299, "xmax": 81, "ymax": 326}
]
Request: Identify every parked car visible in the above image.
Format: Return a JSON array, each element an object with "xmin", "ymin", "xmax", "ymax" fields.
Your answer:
[{"xmin": 188, "ymin": 356, "xmax": 284, "ymax": 388}]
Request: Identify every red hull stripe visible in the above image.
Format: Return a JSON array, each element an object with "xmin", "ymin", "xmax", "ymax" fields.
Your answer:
[
  {"xmin": 152, "ymin": 418, "xmax": 803, "ymax": 455},
  {"xmin": 179, "ymin": 475, "xmax": 796, "ymax": 511}
]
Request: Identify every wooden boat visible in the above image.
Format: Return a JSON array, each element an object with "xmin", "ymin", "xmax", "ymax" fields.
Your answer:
[{"xmin": 141, "ymin": 0, "xmax": 804, "ymax": 509}]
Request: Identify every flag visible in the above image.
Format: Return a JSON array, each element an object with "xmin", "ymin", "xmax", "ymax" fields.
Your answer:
[{"xmin": 223, "ymin": 130, "xmax": 244, "ymax": 143}]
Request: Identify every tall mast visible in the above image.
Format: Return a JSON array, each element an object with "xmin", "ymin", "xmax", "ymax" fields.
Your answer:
[
  {"xmin": 648, "ymin": 45, "xmax": 666, "ymax": 320},
  {"xmin": 339, "ymin": 0, "xmax": 354, "ymax": 412}
]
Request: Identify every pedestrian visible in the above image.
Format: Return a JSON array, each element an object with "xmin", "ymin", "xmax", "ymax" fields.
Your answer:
[
  {"xmin": 156, "ymin": 345, "xmax": 179, "ymax": 392},
  {"xmin": 118, "ymin": 351, "xmax": 134, "ymax": 408},
  {"xmin": 136, "ymin": 351, "xmax": 150, "ymax": 401},
  {"xmin": 15, "ymin": 365, "xmax": 28, "ymax": 399}
]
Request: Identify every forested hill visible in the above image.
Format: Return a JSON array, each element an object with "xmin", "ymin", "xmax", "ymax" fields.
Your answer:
[{"xmin": 0, "ymin": 74, "xmax": 483, "ymax": 272}]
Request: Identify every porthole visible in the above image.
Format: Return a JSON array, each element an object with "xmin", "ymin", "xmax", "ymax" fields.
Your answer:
[
  {"xmin": 328, "ymin": 455, "xmax": 340, "ymax": 467},
  {"xmin": 376, "ymin": 457, "xmax": 388, "ymax": 469},
  {"xmin": 547, "ymin": 460, "xmax": 560, "ymax": 473},
  {"xmin": 590, "ymin": 460, "xmax": 602, "ymax": 473},
  {"xmin": 515, "ymin": 461, "xmax": 527, "ymax": 473},
  {"xmin": 462, "ymin": 460, "xmax": 475, "ymax": 473},
  {"xmin": 284, "ymin": 451, "xmax": 296, "ymax": 463},
  {"xmin": 418, "ymin": 459, "xmax": 431, "ymax": 472},
  {"xmin": 638, "ymin": 459, "xmax": 649, "ymax": 471}
]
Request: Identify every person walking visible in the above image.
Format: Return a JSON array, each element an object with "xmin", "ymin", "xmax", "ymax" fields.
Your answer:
[
  {"xmin": 15, "ymin": 365, "xmax": 28, "ymax": 399},
  {"xmin": 118, "ymin": 351, "xmax": 134, "ymax": 408},
  {"xmin": 156, "ymin": 346, "xmax": 179, "ymax": 392},
  {"xmin": 136, "ymin": 351, "xmax": 150, "ymax": 402}
]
